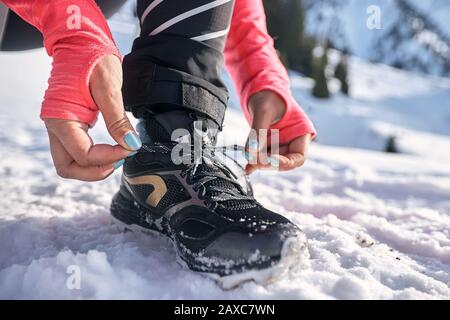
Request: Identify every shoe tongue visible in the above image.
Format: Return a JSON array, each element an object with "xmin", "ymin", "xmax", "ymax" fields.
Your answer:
[
  {"xmin": 196, "ymin": 162, "xmax": 256, "ymax": 211},
  {"xmin": 143, "ymin": 110, "xmax": 255, "ymax": 210},
  {"xmin": 144, "ymin": 110, "xmax": 219, "ymax": 145}
]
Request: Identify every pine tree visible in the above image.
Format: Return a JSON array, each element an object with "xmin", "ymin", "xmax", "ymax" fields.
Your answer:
[
  {"xmin": 385, "ymin": 136, "xmax": 399, "ymax": 153},
  {"xmin": 312, "ymin": 50, "xmax": 330, "ymax": 99},
  {"xmin": 263, "ymin": 0, "xmax": 283, "ymax": 39},
  {"xmin": 262, "ymin": 0, "xmax": 315, "ymax": 77},
  {"xmin": 334, "ymin": 56, "xmax": 350, "ymax": 95},
  {"xmin": 298, "ymin": 36, "xmax": 316, "ymax": 77},
  {"xmin": 282, "ymin": 0, "xmax": 304, "ymax": 66}
]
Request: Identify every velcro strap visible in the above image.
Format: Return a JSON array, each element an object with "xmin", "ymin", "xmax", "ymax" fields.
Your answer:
[{"xmin": 123, "ymin": 61, "xmax": 227, "ymax": 127}]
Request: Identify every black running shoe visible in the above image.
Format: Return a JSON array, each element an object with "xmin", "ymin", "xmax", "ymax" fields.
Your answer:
[{"xmin": 110, "ymin": 110, "xmax": 308, "ymax": 288}]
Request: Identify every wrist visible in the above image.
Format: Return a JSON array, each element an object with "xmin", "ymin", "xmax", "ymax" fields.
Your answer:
[{"xmin": 248, "ymin": 90, "xmax": 287, "ymax": 125}]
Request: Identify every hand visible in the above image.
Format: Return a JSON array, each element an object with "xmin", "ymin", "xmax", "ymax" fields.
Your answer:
[
  {"xmin": 45, "ymin": 55, "xmax": 141, "ymax": 182},
  {"xmin": 245, "ymin": 91, "xmax": 310, "ymax": 175}
]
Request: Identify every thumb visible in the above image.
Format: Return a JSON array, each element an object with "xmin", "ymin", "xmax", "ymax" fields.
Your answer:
[
  {"xmin": 245, "ymin": 110, "xmax": 273, "ymax": 166},
  {"xmin": 246, "ymin": 92, "xmax": 282, "ymax": 155},
  {"xmin": 90, "ymin": 55, "xmax": 142, "ymax": 151},
  {"xmin": 249, "ymin": 108, "xmax": 273, "ymax": 149},
  {"xmin": 102, "ymin": 107, "xmax": 142, "ymax": 151}
]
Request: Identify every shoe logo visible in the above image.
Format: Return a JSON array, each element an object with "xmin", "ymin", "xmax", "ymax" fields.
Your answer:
[{"xmin": 125, "ymin": 175, "xmax": 168, "ymax": 207}]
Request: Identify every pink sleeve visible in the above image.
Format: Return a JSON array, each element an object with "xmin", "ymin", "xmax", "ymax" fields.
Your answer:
[
  {"xmin": 1, "ymin": 0, "xmax": 121, "ymax": 126},
  {"xmin": 224, "ymin": 0, "xmax": 316, "ymax": 143}
]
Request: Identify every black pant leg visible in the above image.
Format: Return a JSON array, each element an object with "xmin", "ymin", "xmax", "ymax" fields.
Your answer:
[{"xmin": 123, "ymin": 0, "xmax": 235, "ymax": 127}]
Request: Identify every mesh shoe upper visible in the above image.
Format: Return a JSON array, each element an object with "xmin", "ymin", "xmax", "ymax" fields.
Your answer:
[{"xmin": 116, "ymin": 110, "xmax": 305, "ymax": 274}]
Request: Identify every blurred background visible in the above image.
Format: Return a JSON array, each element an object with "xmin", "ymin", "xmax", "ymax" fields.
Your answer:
[{"xmin": 110, "ymin": 0, "xmax": 450, "ymax": 161}]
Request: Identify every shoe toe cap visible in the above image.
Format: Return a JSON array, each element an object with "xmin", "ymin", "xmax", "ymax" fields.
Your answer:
[{"xmin": 202, "ymin": 223, "xmax": 305, "ymax": 264}]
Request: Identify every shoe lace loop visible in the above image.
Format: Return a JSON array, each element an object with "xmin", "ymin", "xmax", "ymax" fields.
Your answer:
[
  {"xmin": 142, "ymin": 142, "xmax": 254, "ymax": 210},
  {"xmin": 181, "ymin": 144, "xmax": 254, "ymax": 209}
]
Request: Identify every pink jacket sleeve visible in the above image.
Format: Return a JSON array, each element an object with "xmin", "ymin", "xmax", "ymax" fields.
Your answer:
[
  {"xmin": 224, "ymin": 0, "xmax": 316, "ymax": 143},
  {"xmin": 1, "ymin": 0, "xmax": 120, "ymax": 125}
]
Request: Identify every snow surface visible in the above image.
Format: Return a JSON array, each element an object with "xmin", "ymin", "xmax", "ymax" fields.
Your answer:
[{"xmin": 1, "ymin": 45, "xmax": 450, "ymax": 299}]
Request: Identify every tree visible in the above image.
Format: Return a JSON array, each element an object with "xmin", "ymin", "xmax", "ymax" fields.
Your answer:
[
  {"xmin": 297, "ymin": 36, "xmax": 316, "ymax": 77},
  {"xmin": 385, "ymin": 136, "xmax": 399, "ymax": 153},
  {"xmin": 281, "ymin": 0, "xmax": 304, "ymax": 65},
  {"xmin": 263, "ymin": 0, "xmax": 315, "ymax": 77},
  {"xmin": 312, "ymin": 50, "xmax": 330, "ymax": 99},
  {"xmin": 334, "ymin": 56, "xmax": 350, "ymax": 95},
  {"xmin": 263, "ymin": 0, "xmax": 283, "ymax": 39}
]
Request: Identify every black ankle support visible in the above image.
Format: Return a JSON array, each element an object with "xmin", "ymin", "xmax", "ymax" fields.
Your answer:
[
  {"xmin": 122, "ymin": 47, "xmax": 228, "ymax": 128},
  {"xmin": 142, "ymin": 109, "xmax": 219, "ymax": 145}
]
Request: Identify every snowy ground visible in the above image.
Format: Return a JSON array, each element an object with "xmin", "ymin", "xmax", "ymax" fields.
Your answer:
[{"xmin": 1, "ymin": 48, "xmax": 450, "ymax": 300}]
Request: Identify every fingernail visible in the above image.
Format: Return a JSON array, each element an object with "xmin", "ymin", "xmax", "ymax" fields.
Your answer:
[
  {"xmin": 113, "ymin": 159, "xmax": 125, "ymax": 170},
  {"xmin": 127, "ymin": 151, "xmax": 138, "ymax": 158},
  {"xmin": 268, "ymin": 157, "xmax": 279, "ymax": 167},
  {"xmin": 248, "ymin": 139, "xmax": 259, "ymax": 151},
  {"xmin": 244, "ymin": 151, "xmax": 254, "ymax": 162},
  {"xmin": 124, "ymin": 132, "xmax": 142, "ymax": 150}
]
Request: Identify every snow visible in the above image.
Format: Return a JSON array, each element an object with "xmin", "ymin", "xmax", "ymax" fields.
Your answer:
[{"xmin": 1, "ymin": 46, "xmax": 450, "ymax": 299}]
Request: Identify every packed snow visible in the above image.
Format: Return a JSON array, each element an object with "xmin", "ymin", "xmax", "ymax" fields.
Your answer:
[{"xmin": 1, "ymin": 44, "xmax": 450, "ymax": 299}]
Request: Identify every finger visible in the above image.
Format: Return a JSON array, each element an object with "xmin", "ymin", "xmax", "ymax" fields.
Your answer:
[
  {"xmin": 90, "ymin": 55, "xmax": 142, "ymax": 151},
  {"xmin": 48, "ymin": 131, "xmax": 115, "ymax": 181},
  {"xmin": 246, "ymin": 133, "xmax": 312, "ymax": 174},
  {"xmin": 245, "ymin": 162, "xmax": 272, "ymax": 175},
  {"xmin": 289, "ymin": 134, "xmax": 311, "ymax": 158},
  {"xmin": 245, "ymin": 114, "xmax": 274, "ymax": 168},
  {"xmin": 47, "ymin": 129, "xmax": 75, "ymax": 169},
  {"xmin": 47, "ymin": 120, "xmax": 132, "ymax": 167},
  {"xmin": 247, "ymin": 109, "xmax": 272, "ymax": 151},
  {"xmin": 62, "ymin": 163, "xmax": 115, "ymax": 182},
  {"xmin": 273, "ymin": 144, "xmax": 290, "ymax": 156},
  {"xmin": 101, "ymin": 105, "xmax": 141, "ymax": 151},
  {"xmin": 59, "ymin": 161, "xmax": 116, "ymax": 181},
  {"xmin": 245, "ymin": 164, "xmax": 257, "ymax": 176},
  {"xmin": 275, "ymin": 134, "xmax": 311, "ymax": 171},
  {"xmin": 271, "ymin": 153, "xmax": 305, "ymax": 171}
]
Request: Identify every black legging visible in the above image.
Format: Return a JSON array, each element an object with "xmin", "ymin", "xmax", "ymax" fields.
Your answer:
[{"xmin": 123, "ymin": 0, "xmax": 236, "ymax": 127}]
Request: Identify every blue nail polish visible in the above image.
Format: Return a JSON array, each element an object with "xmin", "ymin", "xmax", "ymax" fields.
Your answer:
[
  {"xmin": 127, "ymin": 151, "xmax": 138, "ymax": 158},
  {"xmin": 269, "ymin": 157, "xmax": 279, "ymax": 167},
  {"xmin": 248, "ymin": 139, "xmax": 259, "ymax": 151},
  {"xmin": 114, "ymin": 159, "xmax": 125, "ymax": 170},
  {"xmin": 124, "ymin": 132, "xmax": 142, "ymax": 150},
  {"xmin": 244, "ymin": 151, "xmax": 254, "ymax": 162}
]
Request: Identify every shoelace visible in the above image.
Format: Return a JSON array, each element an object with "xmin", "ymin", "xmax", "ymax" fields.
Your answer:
[
  {"xmin": 142, "ymin": 143, "xmax": 254, "ymax": 210},
  {"xmin": 182, "ymin": 144, "xmax": 255, "ymax": 210}
]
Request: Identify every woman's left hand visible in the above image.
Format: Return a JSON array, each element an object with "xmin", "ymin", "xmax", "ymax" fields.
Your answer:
[{"xmin": 245, "ymin": 91, "xmax": 311, "ymax": 175}]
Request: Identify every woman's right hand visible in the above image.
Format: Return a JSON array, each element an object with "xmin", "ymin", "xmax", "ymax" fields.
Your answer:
[{"xmin": 44, "ymin": 55, "xmax": 141, "ymax": 182}]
